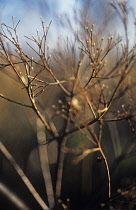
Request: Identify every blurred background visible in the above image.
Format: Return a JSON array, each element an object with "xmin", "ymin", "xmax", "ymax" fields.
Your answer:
[
  {"xmin": 0, "ymin": 0, "xmax": 136, "ymax": 48},
  {"xmin": 0, "ymin": 0, "xmax": 136, "ymax": 209}
]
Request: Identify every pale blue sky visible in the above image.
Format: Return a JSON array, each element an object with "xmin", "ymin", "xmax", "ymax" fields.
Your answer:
[
  {"xmin": 0, "ymin": 0, "xmax": 80, "ymax": 48},
  {"xmin": 0, "ymin": 0, "xmax": 136, "ymax": 49}
]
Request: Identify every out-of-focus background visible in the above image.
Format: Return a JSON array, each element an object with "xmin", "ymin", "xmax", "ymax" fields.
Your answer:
[{"xmin": 0, "ymin": 1, "xmax": 136, "ymax": 210}]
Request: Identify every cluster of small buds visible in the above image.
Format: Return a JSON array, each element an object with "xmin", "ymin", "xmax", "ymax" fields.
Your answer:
[
  {"xmin": 58, "ymin": 198, "xmax": 70, "ymax": 210},
  {"xmin": 85, "ymin": 23, "xmax": 94, "ymax": 31},
  {"xmin": 52, "ymin": 100, "xmax": 69, "ymax": 116},
  {"xmin": 102, "ymin": 84, "xmax": 106, "ymax": 89},
  {"xmin": 52, "ymin": 104, "xmax": 60, "ymax": 115},
  {"xmin": 108, "ymin": 36, "xmax": 113, "ymax": 41}
]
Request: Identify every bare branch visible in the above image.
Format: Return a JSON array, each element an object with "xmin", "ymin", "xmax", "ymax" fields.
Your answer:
[{"xmin": 0, "ymin": 94, "xmax": 32, "ymax": 108}]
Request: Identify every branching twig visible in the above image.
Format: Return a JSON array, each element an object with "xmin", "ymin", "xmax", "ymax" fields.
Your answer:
[{"xmin": 0, "ymin": 94, "xmax": 32, "ymax": 108}]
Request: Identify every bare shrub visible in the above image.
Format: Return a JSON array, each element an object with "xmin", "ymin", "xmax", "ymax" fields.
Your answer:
[{"xmin": 0, "ymin": 1, "xmax": 136, "ymax": 209}]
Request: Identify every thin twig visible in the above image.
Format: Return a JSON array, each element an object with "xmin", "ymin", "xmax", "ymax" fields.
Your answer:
[{"xmin": 0, "ymin": 94, "xmax": 32, "ymax": 108}]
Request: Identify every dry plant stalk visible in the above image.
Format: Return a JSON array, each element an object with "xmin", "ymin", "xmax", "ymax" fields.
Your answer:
[
  {"xmin": 0, "ymin": 182, "xmax": 30, "ymax": 210},
  {"xmin": 0, "ymin": 0, "xmax": 136, "ymax": 209},
  {"xmin": 0, "ymin": 141, "xmax": 49, "ymax": 210}
]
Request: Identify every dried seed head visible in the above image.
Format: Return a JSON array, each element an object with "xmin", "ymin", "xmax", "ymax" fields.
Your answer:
[
  {"xmin": 62, "ymin": 204, "xmax": 67, "ymax": 209},
  {"xmin": 52, "ymin": 105, "xmax": 56, "ymax": 109},
  {"xmin": 117, "ymin": 189, "xmax": 122, "ymax": 193},
  {"xmin": 58, "ymin": 100, "xmax": 62, "ymax": 104},
  {"xmin": 56, "ymin": 111, "xmax": 60, "ymax": 115},
  {"xmin": 90, "ymin": 62, "xmax": 94, "ymax": 66},
  {"xmin": 61, "ymin": 105, "xmax": 66, "ymax": 109},
  {"xmin": 71, "ymin": 97, "xmax": 81, "ymax": 110},
  {"xmin": 58, "ymin": 199, "xmax": 62, "ymax": 204},
  {"xmin": 100, "ymin": 203, "xmax": 105, "ymax": 207},
  {"xmin": 66, "ymin": 198, "xmax": 70, "ymax": 202}
]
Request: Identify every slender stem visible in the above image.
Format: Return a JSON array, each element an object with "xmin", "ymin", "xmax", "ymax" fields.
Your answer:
[
  {"xmin": 99, "ymin": 143, "xmax": 111, "ymax": 198},
  {"xmin": 0, "ymin": 94, "xmax": 32, "ymax": 108},
  {"xmin": 55, "ymin": 119, "xmax": 70, "ymax": 199},
  {"xmin": 0, "ymin": 141, "xmax": 49, "ymax": 210},
  {"xmin": 0, "ymin": 183, "xmax": 30, "ymax": 210},
  {"xmin": 55, "ymin": 136, "xmax": 68, "ymax": 199}
]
